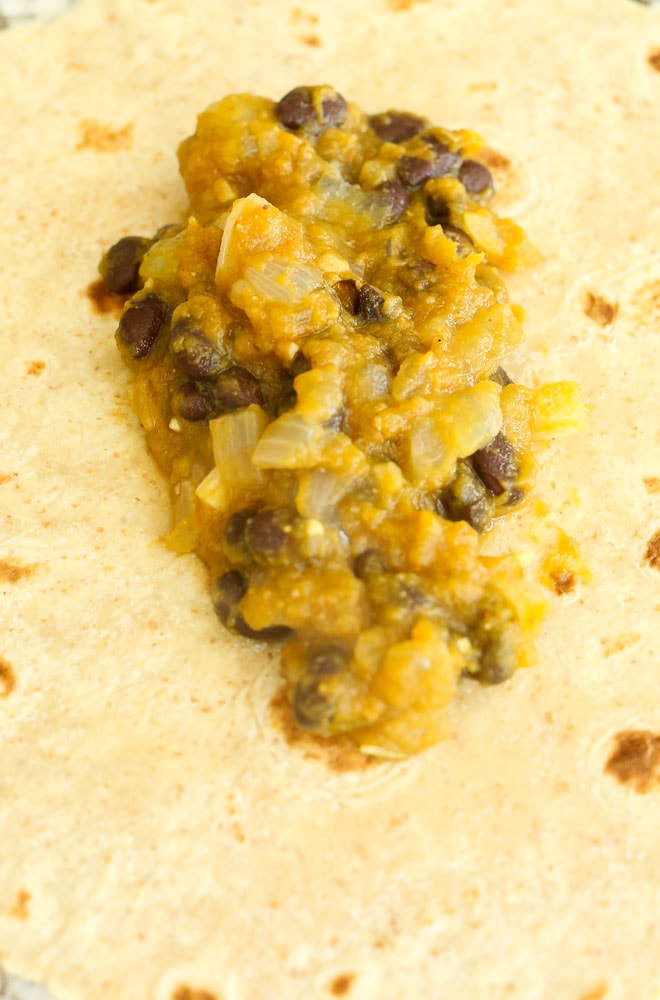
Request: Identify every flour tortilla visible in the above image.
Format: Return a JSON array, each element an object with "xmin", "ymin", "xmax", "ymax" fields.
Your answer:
[{"xmin": 1, "ymin": 1, "xmax": 660, "ymax": 998}]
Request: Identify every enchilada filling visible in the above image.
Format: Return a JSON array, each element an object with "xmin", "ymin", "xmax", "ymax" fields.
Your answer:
[{"xmin": 101, "ymin": 86, "xmax": 586, "ymax": 754}]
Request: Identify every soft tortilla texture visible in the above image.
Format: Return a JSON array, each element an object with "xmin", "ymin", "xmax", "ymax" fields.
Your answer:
[{"xmin": 1, "ymin": 1, "xmax": 660, "ymax": 998}]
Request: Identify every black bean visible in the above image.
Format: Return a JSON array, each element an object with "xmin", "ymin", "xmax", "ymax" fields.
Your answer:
[
  {"xmin": 463, "ymin": 498, "xmax": 492, "ymax": 533},
  {"xmin": 308, "ymin": 645, "xmax": 348, "ymax": 675},
  {"xmin": 224, "ymin": 508, "xmax": 255, "ymax": 554},
  {"xmin": 100, "ymin": 235, "xmax": 151, "ymax": 295},
  {"xmin": 368, "ymin": 572, "xmax": 428, "ymax": 611},
  {"xmin": 437, "ymin": 459, "xmax": 493, "ymax": 532},
  {"xmin": 490, "ymin": 366, "xmax": 513, "ymax": 387},
  {"xmin": 117, "ymin": 295, "xmax": 168, "ymax": 359},
  {"xmin": 475, "ymin": 640, "xmax": 515, "ymax": 684},
  {"xmin": 171, "ymin": 381, "xmax": 220, "ymax": 422},
  {"xmin": 170, "ymin": 323, "xmax": 224, "ymax": 380},
  {"xmin": 211, "ymin": 569, "xmax": 248, "ymax": 625},
  {"xmin": 293, "ymin": 676, "xmax": 335, "ymax": 728},
  {"xmin": 468, "ymin": 592, "xmax": 518, "ymax": 685},
  {"xmin": 506, "ymin": 487, "xmax": 525, "ymax": 507},
  {"xmin": 471, "ymin": 431, "xmax": 519, "ymax": 495},
  {"xmin": 214, "ymin": 366, "xmax": 264, "ymax": 411},
  {"xmin": 425, "ymin": 193, "xmax": 451, "ymax": 227},
  {"xmin": 397, "ymin": 155, "xmax": 436, "ymax": 189},
  {"xmin": 443, "ymin": 225, "xmax": 475, "ymax": 258},
  {"xmin": 233, "ymin": 616, "xmax": 293, "ymax": 642},
  {"xmin": 376, "ymin": 180, "xmax": 410, "ymax": 222},
  {"xmin": 275, "ymin": 87, "xmax": 315, "ymax": 129},
  {"xmin": 353, "ymin": 547, "xmax": 388, "ymax": 580},
  {"xmin": 420, "ymin": 133, "xmax": 448, "ymax": 154},
  {"xmin": 289, "ymin": 351, "xmax": 311, "ymax": 377},
  {"xmin": 275, "ymin": 385, "xmax": 297, "ymax": 416},
  {"xmin": 245, "ymin": 508, "xmax": 291, "ymax": 562},
  {"xmin": 369, "ymin": 111, "xmax": 425, "ymax": 144},
  {"xmin": 399, "ymin": 258, "xmax": 437, "ymax": 292},
  {"xmin": 211, "ymin": 569, "xmax": 292, "ymax": 641},
  {"xmin": 458, "ymin": 159, "xmax": 493, "ymax": 195},
  {"xmin": 321, "ymin": 91, "xmax": 348, "ymax": 127},
  {"xmin": 357, "ymin": 284, "xmax": 384, "ymax": 321},
  {"xmin": 423, "ymin": 136, "xmax": 460, "ymax": 176},
  {"xmin": 334, "ymin": 278, "xmax": 359, "ymax": 314}
]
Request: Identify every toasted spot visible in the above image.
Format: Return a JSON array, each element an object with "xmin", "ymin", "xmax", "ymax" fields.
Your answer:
[
  {"xmin": 291, "ymin": 7, "xmax": 318, "ymax": 22},
  {"xmin": 647, "ymin": 48, "xmax": 660, "ymax": 72},
  {"xmin": 9, "ymin": 890, "xmax": 30, "ymax": 921},
  {"xmin": 77, "ymin": 119, "xmax": 134, "ymax": 152},
  {"xmin": 600, "ymin": 632, "xmax": 641, "ymax": 657},
  {"xmin": 583, "ymin": 291, "xmax": 618, "ymax": 327},
  {"xmin": 0, "ymin": 474, "xmax": 13, "ymax": 486},
  {"xmin": 0, "ymin": 559, "xmax": 37, "ymax": 584},
  {"xmin": 387, "ymin": 0, "xmax": 429, "ymax": 9},
  {"xmin": 270, "ymin": 689, "xmax": 375, "ymax": 773},
  {"xmin": 86, "ymin": 279, "xmax": 126, "ymax": 317},
  {"xmin": 605, "ymin": 731, "xmax": 660, "ymax": 793},
  {"xmin": 644, "ymin": 529, "xmax": 660, "ymax": 570},
  {"xmin": 550, "ymin": 569, "xmax": 575, "ymax": 595},
  {"xmin": 172, "ymin": 987, "xmax": 217, "ymax": 1000},
  {"xmin": 26, "ymin": 360, "xmax": 45, "ymax": 376},
  {"xmin": 0, "ymin": 658, "xmax": 16, "ymax": 698},
  {"xmin": 300, "ymin": 32, "xmax": 321, "ymax": 46},
  {"xmin": 329, "ymin": 974, "xmax": 355, "ymax": 996},
  {"xmin": 479, "ymin": 147, "xmax": 511, "ymax": 170},
  {"xmin": 644, "ymin": 477, "xmax": 660, "ymax": 495},
  {"xmin": 580, "ymin": 985, "xmax": 608, "ymax": 1000}
]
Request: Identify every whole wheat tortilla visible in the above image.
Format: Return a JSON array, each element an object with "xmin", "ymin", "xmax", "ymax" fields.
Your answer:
[{"xmin": 1, "ymin": 1, "xmax": 660, "ymax": 998}]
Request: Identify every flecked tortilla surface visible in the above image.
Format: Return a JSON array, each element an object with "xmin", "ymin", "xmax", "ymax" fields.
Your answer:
[{"xmin": 1, "ymin": 1, "xmax": 660, "ymax": 998}]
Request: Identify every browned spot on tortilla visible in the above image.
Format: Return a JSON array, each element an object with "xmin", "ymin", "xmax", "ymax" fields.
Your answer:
[
  {"xmin": 9, "ymin": 890, "xmax": 30, "ymax": 921},
  {"xmin": 329, "ymin": 974, "xmax": 355, "ymax": 996},
  {"xmin": 0, "ymin": 658, "xmax": 16, "ymax": 698},
  {"xmin": 387, "ymin": 0, "xmax": 429, "ymax": 9},
  {"xmin": 647, "ymin": 48, "xmax": 660, "ymax": 72},
  {"xmin": 0, "ymin": 559, "xmax": 37, "ymax": 584},
  {"xmin": 583, "ymin": 291, "xmax": 618, "ymax": 327},
  {"xmin": 479, "ymin": 147, "xmax": 511, "ymax": 171},
  {"xmin": 300, "ymin": 32, "xmax": 321, "ymax": 46},
  {"xmin": 171, "ymin": 987, "xmax": 217, "ymax": 1000},
  {"xmin": 580, "ymin": 985, "xmax": 608, "ymax": 1000},
  {"xmin": 550, "ymin": 569, "xmax": 575, "ymax": 595},
  {"xmin": 600, "ymin": 632, "xmax": 641, "ymax": 657},
  {"xmin": 25, "ymin": 360, "xmax": 45, "ymax": 376},
  {"xmin": 644, "ymin": 529, "xmax": 660, "ymax": 569},
  {"xmin": 0, "ymin": 474, "xmax": 13, "ymax": 485},
  {"xmin": 292, "ymin": 7, "xmax": 319, "ymax": 22},
  {"xmin": 86, "ymin": 279, "xmax": 126, "ymax": 317},
  {"xmin": 605, "ymin": 731, "xmax": 660, "ymax": 793},
  {"xmin": 644, "ymin": 476, "xmax": 660, "ymax": 495},
  {"xmin": 77, "ymin": 119, "xmax": 134, "ymax": 153},
  {"xmin": 270, "ymin": 688, "xmax": 375, "ymax": 773}
]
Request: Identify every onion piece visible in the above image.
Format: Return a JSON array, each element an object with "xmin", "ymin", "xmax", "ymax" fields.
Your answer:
[
  {"xmin": 251, "ymin": 412, "xmax": 316, "ymax": 469},
  {"xmin": 206, "ymin": 405, "xmax": 268, "ymax": 502}
]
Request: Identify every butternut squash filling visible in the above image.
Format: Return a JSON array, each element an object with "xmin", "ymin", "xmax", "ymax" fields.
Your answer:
[{"xmin": 101, "ymin": 86, "xmax": 586, "ymax": 755}]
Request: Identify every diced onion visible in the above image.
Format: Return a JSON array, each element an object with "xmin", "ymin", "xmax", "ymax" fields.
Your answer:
[
  {"xmin": 251, "ymin": 412, "xmax": 315, "ymax": 469},
  {"xmin": 195, "ymin": 466, "xmax": 226, "ymax": 510},
  {"xmin": 208, "ymin": 404, "xmax": 268, "ymax": 497}
]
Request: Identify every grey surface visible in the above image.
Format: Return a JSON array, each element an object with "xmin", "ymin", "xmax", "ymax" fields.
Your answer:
[
  {"xmin": 0, "ymin": 970, "xmax": 61, "ymax": 1000},
  {"xmin": 0, "ymin": 0, "xmax": 80, "ymax": 27}
]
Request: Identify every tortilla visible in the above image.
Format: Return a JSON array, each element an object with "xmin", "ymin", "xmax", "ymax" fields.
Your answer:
[{"xmin": 1, "ymin": 1, "xmax": 659, "ymax": 998}]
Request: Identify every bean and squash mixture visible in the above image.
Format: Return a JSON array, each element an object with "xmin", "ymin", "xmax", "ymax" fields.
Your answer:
[{"xmin": 101, "ymin": 86, "xmax": 586, "ymax": 755}]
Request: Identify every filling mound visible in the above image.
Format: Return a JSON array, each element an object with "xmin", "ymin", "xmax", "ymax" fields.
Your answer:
[{"xmin": 101, "ymin": 86, "xmax": 586, "ymax": 755}]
